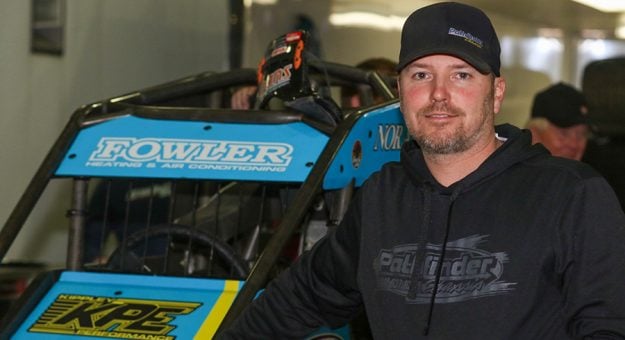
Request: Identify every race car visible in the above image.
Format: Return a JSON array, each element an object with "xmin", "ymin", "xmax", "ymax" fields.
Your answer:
[{"xmin": 0, "ymin": 30, "xmax": 406, "ymax": 339}]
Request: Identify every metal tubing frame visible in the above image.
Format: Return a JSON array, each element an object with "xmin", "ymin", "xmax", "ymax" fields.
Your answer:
[
  {"xmin": 66, "ymin": 178, "xmax": 89, "ymax": 269},
  {"xmin": 0, "ymin": 107, "xmax": 86, "ymax": 262},
  {"xmin": 216, "ymin": 105, "xmax": 368, "ymax": 332}
]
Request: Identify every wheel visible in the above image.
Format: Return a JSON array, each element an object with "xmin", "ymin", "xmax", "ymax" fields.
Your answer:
[{"xmin": 106, "ymin": 224, "xmax": 249, "ymax": 280}]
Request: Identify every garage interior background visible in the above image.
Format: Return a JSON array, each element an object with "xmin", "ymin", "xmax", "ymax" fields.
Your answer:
[{"xmin": 1, "ymin": 0, "xmax": 625, "ymax": 265}]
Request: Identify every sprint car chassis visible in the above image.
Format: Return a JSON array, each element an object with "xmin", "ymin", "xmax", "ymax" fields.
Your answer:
[{"xmin": 0, "ymin": 57, "xmax": 406, "ymax": 339}]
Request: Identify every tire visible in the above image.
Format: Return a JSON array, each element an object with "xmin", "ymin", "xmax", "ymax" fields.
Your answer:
[{"xmin": 106, "ymin": 224, "xmax": 249, "ymax": 280}]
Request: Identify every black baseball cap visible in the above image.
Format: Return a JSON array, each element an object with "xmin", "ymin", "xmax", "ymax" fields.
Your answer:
[
  {"xmin": 531, "ymin": 83, "xmax": 589, "ymax": 128},
  {"xmin": 397, "ymin": 2, "xmax": 501, "ymax": 76}
]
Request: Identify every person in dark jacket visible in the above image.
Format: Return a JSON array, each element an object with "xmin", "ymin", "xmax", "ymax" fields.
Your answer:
[{"xmin": 218, "ymin": 2, "xmax": 625, "ymax": 339}]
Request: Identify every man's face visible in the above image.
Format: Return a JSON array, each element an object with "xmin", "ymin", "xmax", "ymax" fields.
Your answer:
[
  {"xmin": 397, "ymin": 55, "xmax": 505, "ymax": 156},
  {"xmin": 535, "ymin": 123, "xmax": 588, "ymax": 161}
]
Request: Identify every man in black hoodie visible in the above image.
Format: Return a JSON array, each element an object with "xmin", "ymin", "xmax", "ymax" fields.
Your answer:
[{"xmin": 219, "ymin": 2, "xmax": 625, "ymax": 339}]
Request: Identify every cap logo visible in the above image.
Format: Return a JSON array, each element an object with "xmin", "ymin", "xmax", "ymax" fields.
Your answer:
[{"xmin": 448, "ymin": 27, "xmax": 483, "ymax": 49}]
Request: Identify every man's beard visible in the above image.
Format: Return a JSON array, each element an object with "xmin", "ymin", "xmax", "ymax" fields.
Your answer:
[{"xmin": 409, "ymin": 90, "xmax": 494, "ymax": 155}]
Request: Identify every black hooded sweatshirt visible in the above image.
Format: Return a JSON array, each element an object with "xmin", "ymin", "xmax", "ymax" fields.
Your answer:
[{"xmin": 220, "ymin": 124, "xmax": 625, "ymax": 339}]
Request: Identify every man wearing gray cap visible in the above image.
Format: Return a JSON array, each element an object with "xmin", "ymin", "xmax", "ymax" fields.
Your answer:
[
  {"xmin": 219, "ymin": 2, "xmax": 625, "ymax": 339},
  {"xmin": 527, "ymin": 82, "xmax": 590, "ymax": 161}
]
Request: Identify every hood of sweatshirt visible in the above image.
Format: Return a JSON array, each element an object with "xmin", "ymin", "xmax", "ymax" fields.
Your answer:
[
  {"xmin": 398, "ymin": 124, "xmax": 548, "ymax": 335},
  {"xmin": 400, "ymin": 124, "xmax": 548, "ymax": 193}
]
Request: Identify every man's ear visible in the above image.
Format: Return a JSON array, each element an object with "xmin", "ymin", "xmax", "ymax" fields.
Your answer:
[
  {"xmin": 528, "ymin": 125, "xmax": 541, "ymax": 144},
  {"xmin": 493, "ymin": 77, "xmax": 506, "ymax": 114}
]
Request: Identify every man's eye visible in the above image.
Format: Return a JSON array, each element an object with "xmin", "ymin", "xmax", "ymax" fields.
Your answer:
[
  {"xmin": 456, "ymin": 72, "xmax": 471, "ymax": 80},
  {"xmin": 413, "ymin": 72, "xmax": 428, "ymax": 80}
]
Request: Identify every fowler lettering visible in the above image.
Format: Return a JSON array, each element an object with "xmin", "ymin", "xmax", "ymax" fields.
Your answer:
[{"xmin": 90, "ymin": 137, "xmax": 293, "ymax": 166}]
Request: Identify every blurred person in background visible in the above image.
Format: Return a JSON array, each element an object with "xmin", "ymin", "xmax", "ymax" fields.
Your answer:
[
  {"xmin": 339, "ymin": 57, "xmax": 397, "ymax": 108},
  {"xmin": 526, "ymin": 82, "xmax": 589, "ymax": 161}
]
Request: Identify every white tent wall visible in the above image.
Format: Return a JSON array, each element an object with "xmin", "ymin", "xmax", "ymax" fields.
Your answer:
[{"xmin": 0, "ymin": 0, "xmax": 229, "ymax": 264}]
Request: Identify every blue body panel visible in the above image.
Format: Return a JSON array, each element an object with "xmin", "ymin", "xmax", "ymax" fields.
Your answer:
[
  {"xmin": 11, "ymin": 271, "xmax": 350, "ymax": 339},
  {"xmin": 55, "ymin": 116, "xmax": 329, "ymax": 183},
  {"xmin": 12, "ymin": 271, "xmax": 244, "ymax": 339},
  {"xmin": 323, "ymin": 102, "xmax": 408, "ymax": 189}
]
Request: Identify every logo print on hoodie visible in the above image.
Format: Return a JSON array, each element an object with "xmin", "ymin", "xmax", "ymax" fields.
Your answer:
[{"xmin": 374, "ymin": 235, "xmax": 516, "ymax": 303}]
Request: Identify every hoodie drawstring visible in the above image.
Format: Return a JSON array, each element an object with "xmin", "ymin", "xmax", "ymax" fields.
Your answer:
[{"xmin": 422, "ymin": 195, "xmax": 456, "ymax": 335}]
